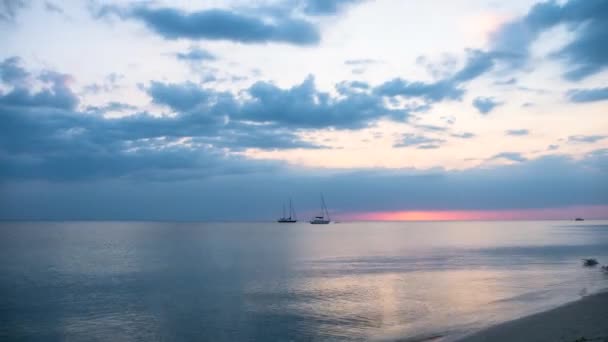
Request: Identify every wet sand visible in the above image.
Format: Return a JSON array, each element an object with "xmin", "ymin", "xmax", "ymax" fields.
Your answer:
[{"xmin": 456, "ymin": 291, "xmax": 608, "ymax": 342}]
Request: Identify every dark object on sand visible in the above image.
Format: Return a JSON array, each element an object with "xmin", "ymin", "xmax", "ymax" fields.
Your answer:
[
  {"xmin": 582, "ymin": 258, "xmax": 599, "ymax": 267},
  {"xmin": 574, "ymin": 217, "xmax": 584, "ymax": 221}
]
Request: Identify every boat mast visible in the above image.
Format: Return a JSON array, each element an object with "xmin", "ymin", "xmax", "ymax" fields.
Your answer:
[
  {"xmin": 282, "ymin": 203, "xmax": 286, "ymax": 219},
  {"xmin": 289, "ymin": 198, "xmax": 296, "ymax": 220},
  {"xmin": 321, "ymin": 194, "xmax": 330, "ymax": 221}
]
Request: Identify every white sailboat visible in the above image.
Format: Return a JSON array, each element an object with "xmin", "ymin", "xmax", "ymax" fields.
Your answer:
[
  {"xmin": 310, "ymin": 194, "xmax": 331, "ymax": 224},
  {"xmin": 278, "ymin": 198, "xmax": 297, "ymax": 223}
]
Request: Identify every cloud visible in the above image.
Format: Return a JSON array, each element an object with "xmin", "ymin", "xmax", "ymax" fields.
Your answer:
[
  {"xmin": 335, "ymin": 80, "xmax": 370, "ymax": 95},
  {"xmin": 3, "ymin": 152, "xmax": 607, "ymax": 220},
  {"xmin": 85, "ymin": 101, "xmax": 138, "ymax": 114},
  {"xmin": 0, "ymin": 63, "xmax": 335, "ymax": 182},
  {"xmin": 568, "ymin": 135, "xmax": 606, "ymax": 144},
  {"xmin": 506, "ymin": 129, "xmax": 529, "ymax": 136},
  {"xmin": 176, "ymin": 46, "xmax": 216, "ymax": 61},
  {"xmin": 494, "ymin": 78, "xmax": 517, "ymax": 86},
  {"xmin": 451, "ymin": 132, "xmax": 475, "ymax": 139},
  {"xmin": 450, "ymin": 49, "xmax": 497, "ymax": 83},
  {"xmin": 82, "ymin": 73, "xmax": 123, "ymax": 94},
  {"xmin": 0, "ymin": 56, "xmax": 29, "ymax": 85},
  {"xmin": 99, "ymin": 5, "xmax": 320, "ymax": 46},
  {"xmin": 237, "ymin": 75, "xmax": 405, "ymax": 128},
  {"xmin": 144, "ymin": 76, "xmax": 405, "ymax": 130},
  {"xmin": 344, "ymin": 59, "xmax": 378, "ymax": 66},
  {"xmin": 472, "ymin": 97, "xmax": 502, "ymax": 114},
  {"xmin": 300, "ymin": 0, "xmax": 364, "ymax": 15},
  {"xmin": 490, "ymin": 152, "xmax": 527, "ymax": 162},
  {"xmin": 394, "ymin": 133, "xmax": 444, "ymax": 148},
  {"xmin": 0, "ymin": 0, "xmax": 27, "ymax": 22},
  {"xmin": 491, "ymin": 0, "xmax": 608, "ymax": 80},
  {"xmin": 548, "ymin": 144, "xmax": 559, "ymax": 151},
  {"xmin": 567, "ymin": 87, "xmax": 608, "ymax": 103},
  {"xmin": 0, "ymin": 67, "xmax": 78, "ymax": 110},
  {"xmin": 147, "ymin": 81, "xmax": 216, "ymax": 112},
  {"xmin": 375, "ymin": 79, "xmax": 463, "ymax": 102},
  {"xmin": 374, "ymin": 49, "xmax": 509, "ymax": 106},
  {"xmin": 414, "ymin": 124, "xmax": 448, "ymax": 132},
  {"xmin": 44, "ymin": 1, "xmax": 62, "ymax": 14}
]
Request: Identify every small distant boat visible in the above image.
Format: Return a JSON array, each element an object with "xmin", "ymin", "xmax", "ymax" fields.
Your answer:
[
  {"xmin": 574, "ymin": 217, "xmax": 584, "ymax": 221},
  {"xmin": 582, "ymin": 258, "xmax": 599, "ymax": 267},
  {"xmin": 310, "ymin": 194, "xmax": 331, "ymax": 224},
  {"xmin": 278, "ymin": 199, "xmax": 297, "ymax": 223}
]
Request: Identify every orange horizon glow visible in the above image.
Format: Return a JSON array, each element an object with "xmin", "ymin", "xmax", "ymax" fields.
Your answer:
[{"xmin": 344, "ymin": 205, "xmax": 608, "ymax": 221}]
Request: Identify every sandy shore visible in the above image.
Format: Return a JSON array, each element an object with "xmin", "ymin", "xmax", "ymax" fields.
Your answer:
[{"xmin": 456, "ymin": 291, "xmax": 608, "ymax": 342}]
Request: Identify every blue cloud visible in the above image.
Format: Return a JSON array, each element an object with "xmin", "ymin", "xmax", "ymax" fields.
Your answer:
[
  {"xmin": 491, "ymin": 152, "xmax": 527, "ymax": 163},
  {"xmin": 85, "ymin": 102, "xmax": 137, "ymax": 113},
  {"xmin": 375, "ymin": 79, "xmax": 463, "ymax": 102},
  {"xmin": 567, "ymin": 87, "xmax": 608, "ymax": 103},
  {"xmin": 44, "ymin": 2, "xmax": 63, "ymax": 14},
  {"xmin": 300, "ymin": 0, "xmax": 363, "ymax": 15},
  {"xmin": 414, "ymin": 124, "xmax": 448, "ymax": 132},
  {"xmin": 0, "ymin": 69, "xmax": 78, "ymax": 110},
  {"xmin": 393, "ymin": 134, "xmax": 444, "ymax": 148},
  {"xmin": 450, "ymin": 49, "xmax": 496, "ymax": 83},
  {"xmin": 506, "ymin": 129, "xmax": 530, "ymax": 136},
  {"xmin": 147, "ymin": 81, "xmax": 216, "ymax": 112},
  {"xmin": 472, "ymin": 97, "xmax": 502, "ymax": 115},
  {"xmin": 0, "ymin": 56, "xmax": 29, "ymax": 84},
  {"xmin": 103, "ymin": 5, "xmax": 320, "ymax": 45},
  {"xmin": 451, "ymin": 132, "xmax": 475, "ymax": 139},
  {"xmin": 494, "ymin": 78, "xmax": 517, "ymax": 86},
  {"xmin": 375, "ymin": 49, "xmax": 509, "ymax": 105},
  {"xmin": 176, "ymin": 47, "xmax": 216, "ymax": 61},
  {"xmin": 144, "ymin": 76, "xmax": 406, "ymax": 130},
  {"xmin": 335, "ymin": 80, "xmax": 370, "ymax": 95},
  {"xmin": 238, "ymin": 76, "xmax": 404, "ymax": 128},
  {"xmin": 0, "ymin": 0, "xmax": 27, "ymax": 22},
  {"xmin": 568, "ymin": 135, "xmax": 606, "ymax": 144},
  {"xmin": 491, "ymin": 0, "xmax": 608, "ymax": 80}
]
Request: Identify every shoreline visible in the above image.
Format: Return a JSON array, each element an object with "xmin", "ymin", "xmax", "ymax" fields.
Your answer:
[{"xmin": 455, "ymin": 290, "xmax": 608, "ymax": 342}]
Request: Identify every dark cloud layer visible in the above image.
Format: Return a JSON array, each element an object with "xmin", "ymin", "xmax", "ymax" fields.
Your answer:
[{"xmin": 2, "ymin": 151, "xmax": 607, "ymax": 220}]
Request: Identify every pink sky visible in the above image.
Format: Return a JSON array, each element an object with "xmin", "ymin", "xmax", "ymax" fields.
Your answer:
[{"xmin": 343, "ymin": 205, "xmax": 608, "ymax": 221}]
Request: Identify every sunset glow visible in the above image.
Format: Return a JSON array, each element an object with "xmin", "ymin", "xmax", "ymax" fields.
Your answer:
[{"xmin": 346, "ymin": 205, "xmax": 608, "ymax": 221}]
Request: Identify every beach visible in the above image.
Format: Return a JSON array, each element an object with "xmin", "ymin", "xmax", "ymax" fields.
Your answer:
[{"xmin": 456, "ymin": 291, "xmax": 608, "ymax": 342}]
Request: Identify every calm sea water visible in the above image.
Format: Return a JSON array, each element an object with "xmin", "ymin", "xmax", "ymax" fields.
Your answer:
[{"xmin": 1, "ymin": 221, "xmax": 607, "ymax": 341}]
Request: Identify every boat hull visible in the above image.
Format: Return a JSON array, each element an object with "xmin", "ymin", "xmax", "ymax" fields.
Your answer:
[
  {"xmin": 277, "ymin": 219, "xmax": 297, "ymax": 223},
  {"xmin": 310, "ymin": 220, "xmax": 330, "ymax": 224}
]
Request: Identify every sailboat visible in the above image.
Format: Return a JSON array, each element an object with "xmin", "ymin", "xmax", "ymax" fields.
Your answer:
[
  {"xmin": 310, "ymin": 194, "xmax": 331, "ymax": 224},
  {"xmin": 278, "ymin": 199, "xmax": 297, "ymax": 223}
]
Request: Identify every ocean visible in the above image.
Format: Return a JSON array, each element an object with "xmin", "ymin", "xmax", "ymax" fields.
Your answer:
[{"xmin": 1, "ymin": 221, "xmax": 607, "ymax": 341}]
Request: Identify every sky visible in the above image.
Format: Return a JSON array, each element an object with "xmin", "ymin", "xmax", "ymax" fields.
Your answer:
[{"xmin": 0, "ymin": 0, "xmax": 607, "ymax": 221}]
